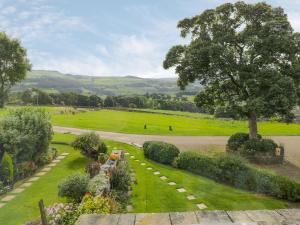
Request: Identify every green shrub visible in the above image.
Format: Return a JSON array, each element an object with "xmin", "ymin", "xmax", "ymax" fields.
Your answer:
[
  {"xmin": 97, "ymin": 142, "xmax": 107, "ymax": 154},
  {"xmin": 71, "ymin": 133, "xmax": 100, "ymax": 160},
  {"xmin": 88, "ymin": 172, "xmax": 109, "ymax": 196},
  {"xmin": 174, "ymin": 152, "xmax": 216, "ymax": 179},
  {"xmin": 143, "ymin": 141, "xmax": 180, "ymax": 165},
  {"xmin": 110, "ymin": 160, "xmax": 131, "ymax": 192},
  {"xmin": 58, "ymin": 173, "xmax": 89, "ymax": 203},
  {"xmin": 0, "ymin": 152, "xmax": 13, "ymax": 185},
  {"xmin": 78, "ymin": 195, "xmax": 111, "ymax": 214},
  {"xmin": 0, "ymin": 108, "xmax": 52, "ymax": 164},
  {"xmin": 227, "ymin": 133, "xmax": 249, "ymax": 151},
  {"xmin": 243, "ymin": 139, "xmax": 277, "ymax": 155},
  {"xmin": 15, "ymin": 161, "xmax": 37, "ymax": 180}
]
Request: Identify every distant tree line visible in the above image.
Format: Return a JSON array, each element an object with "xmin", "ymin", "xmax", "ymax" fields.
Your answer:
[{"xmin": 15, "ymin": 88, "xmax": 201, "ymax": 112}]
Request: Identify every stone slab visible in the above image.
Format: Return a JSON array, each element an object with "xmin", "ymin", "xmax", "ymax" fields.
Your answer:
[
  {"xmin": 228, "ymin": 210, "xmax": 254, "ymax": 222},
  {"xmin": 21, "ymin": 182, "xmax": 32, "ymax": 188},
  {"xmin": 36, "ymin": 172, "xmax": 47, "ymax": 176},
  {"xmin": 195, "ymin": 210, "xmax": 232, "ymax": 223},
  {"xmin": 1, "ymin": 195, "xmax": 15, "ymax": 202},
  {"xmin": 41, "ymin": 167, "xmax": 51, "ymax": 172},
  {"xmin": 49, "ymin": 163, "xmax": 57, "ymax": 167},
  {"xmin": 160, "ymin": 176, "xmax": 167, "ymax": 180},
  {"xmin": 168, "ymin": 182, "xmax": 176, "ymax": 186},
  {"xmin": 52, "ymin": 159, "xmax": 60, "ymax": 163},
  {"xmin": 135, "ymin": 160, "xmax": 140, "ymax": 162},
  {"xmin": 11, "ymin": 188, "xmax": 25, "ymax": 194},
  {"xmin": 147, "ymin": 167, "xmax": 153, "ymax": 170},
  {"xmin": 153, "ymin": 171, "xmax": 160, "ymax": 175},
  {"xmin": 130, "ymin": 156, "xmax": 135, "ymax": 159},
  {"xmin": 140, "ymin": 163, "xmax": 146, "ymax": 166},
  {"xmin": 57, "ymin": 155, "xmax": 66, "ymax": 160},
  {"xmin": 170, "ymin": 212, "xmax": 198, "ymax": 225},
  {"xmin": 125, "ymin": 153, "xmax": 130, "ymax": 155},
  {"xmin": 277, "ymin": 209, "xmax": 300, "ymax": 220},
  {"xmin": 136, "ymin": 213, "xmax": 171, "ymax": 225},
  {"xmin": 75, "ymin": 214, "xmax": 120, "ymax": 225},
  {"xmin": 117, "ymin": 214, "xmax": 135, "ymax": 225},
  {"xmin": 0, "ymin": 203, "xmax": 5, "ymax": 208},
  {"xmin": 61, "ymin": 153, "xmax": 69, "ymax": 156},
  {"xmin": 245, "ymin": 210, "xmax": 285, "ymax": 224},
  {"xmin": 176, "ymin": 188, "xmax": 186, "ymax": 193},
  {"xmin": 187, "ymin": 195, "xmax": 196, "ymax": 200},
  {"xmin": 196, "ymin": 203, "xmax": 207, "ymax": 210},
  {"xmin": 28, "ymin": 177, "xmax": 40, "ymax": 182}
]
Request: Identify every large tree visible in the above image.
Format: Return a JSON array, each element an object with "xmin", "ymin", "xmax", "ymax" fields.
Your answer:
[
  {"xmin": 0, "ymin": 32, "xmax": 31, "ymax": 107},
  {"xmin": 163, "ymin": 1, "xmax": 300, "ymax": 139}
]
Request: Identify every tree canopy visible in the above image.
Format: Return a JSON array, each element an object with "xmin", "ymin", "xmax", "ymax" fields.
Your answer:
[
  {"xmin": 163, "ymin": 1, "xmax": 300, "ymax": 138},
  {"xmin": 0, "ymin": 32, "xmax": 31, "ymax": 107}
]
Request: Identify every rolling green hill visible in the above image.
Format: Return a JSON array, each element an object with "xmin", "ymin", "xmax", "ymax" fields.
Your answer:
[{"xmin": 12, "ymin": 70, "xmax": 200, "ymax": 95}]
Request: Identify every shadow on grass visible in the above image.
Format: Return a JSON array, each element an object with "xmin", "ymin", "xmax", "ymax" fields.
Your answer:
[{"xmin": 66, "ymin": 157, "xmax": 89, "ymax": 170}]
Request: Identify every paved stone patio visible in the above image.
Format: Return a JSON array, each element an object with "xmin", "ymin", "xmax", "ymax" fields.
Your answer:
[{"xmin": 75, "ymin": 209, "xmax": 300, "ymax": 225}]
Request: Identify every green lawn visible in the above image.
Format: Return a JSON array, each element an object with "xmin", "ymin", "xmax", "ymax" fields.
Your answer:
[
  {"xmin": 114, "ymin": 141, "xmax": 286, "ymax": 212},
  {"xmin": 0, "ymin": 133, "xmax": 287, "ymax": 224},
  {"xmin": 52, "ymin": 109, "xmax": 300, "ymax": 136}
]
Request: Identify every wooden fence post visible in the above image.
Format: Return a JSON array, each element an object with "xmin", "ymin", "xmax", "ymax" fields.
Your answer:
[{"xmin": 39, "ymin": 199, "xmax": 47, "ymax": 225}]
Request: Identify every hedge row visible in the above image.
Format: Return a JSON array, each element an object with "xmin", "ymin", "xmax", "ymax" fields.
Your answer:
[
  {"xmin": 175, "ymin": 152, "xmax": 300, "ymax": 201},
  {"xmin": 143, "ymin": 141, "xmax": 180, "ymax": 165}
]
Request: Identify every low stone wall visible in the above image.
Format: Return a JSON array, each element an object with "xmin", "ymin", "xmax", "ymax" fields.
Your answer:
[{"xmin": 75, "ymin": 209, "xmax": 300, "ymax": 225}]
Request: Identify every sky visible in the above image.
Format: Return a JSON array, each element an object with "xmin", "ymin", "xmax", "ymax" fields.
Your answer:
[{"xmin": 1, "ymin": 0, "xmax": 300, "ymax": 78}]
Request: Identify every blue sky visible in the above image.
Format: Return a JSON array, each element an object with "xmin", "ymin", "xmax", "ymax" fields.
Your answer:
[{"xmin": 1, "ymin": 0, "xmax": 300, "ymax": 78}]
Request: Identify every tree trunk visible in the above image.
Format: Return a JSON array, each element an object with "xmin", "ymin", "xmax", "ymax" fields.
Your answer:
[{"xmin": 248, "ymin": 112, "xmax": 258, "ymax": 139}]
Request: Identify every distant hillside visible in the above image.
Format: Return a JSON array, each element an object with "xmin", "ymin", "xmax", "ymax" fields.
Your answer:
[{"xmin": 12, "ymin": 70, "xmax": 201, "ymax": 95}]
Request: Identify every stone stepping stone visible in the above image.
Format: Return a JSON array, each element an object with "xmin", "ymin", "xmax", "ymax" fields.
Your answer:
[
  {"xmin": 41, "ymin": 167, "xmax": 51, "ymax": 172},
  {"xmin": 21, "ymin": 182, "xmax": 32, "ymax": 188},
  {"xmin": 196, "ymin": 203, "xmax": 207, "ymax": 210},
  {"xmin": 1, "ymin": 195, "xmax": 15, "ymax": 202},
  {"xmin": 135, "ymin": 159, "xmax": 140, "ymax": 162},
  {"xmin": 125, "ymin": 153, "xmax": 130, "ymax": 155},
  {"xmin": 0, "ymin": 203, "xmax": 5, "ymax": 208},
  {"xmin": 57, "ymin": 155, "xmax": 66, "ymax": 160},
  {"xmin": 187, "ymin": 195, "xmax": 196, "ymax": 200},
  {"xmin": 52, "ymin": 159, "xmax": 60, "ymax": 163},
  {"xmin": 61, "ymin": 153, "xmax": 69, "ymax": 156},
  {"xmin": 28, "ymin": 177, "xmax": 40, "ymax": 182},
  {"xmin": 153, "ymin": 171, "xmax": 160, "ymax": 175},
  {"xmin": 147, "ymin": 167, "xmax": 153, "ymax": 170},
  {"xmin": 130, "ymin": 156, "xmax": 135, "ymax": 159},
  {"xmin": 160, "ymin": 176, "xmax": 167, "ymax": 180},
  {"xmin": 168, "ymin": 182, "xmax": 176, "ymax": 186},
  {"xmin": 11, "ymin": 188, "xmax": 25, "ymax": 194},
  {"xmin": 36, "ymin": 171, "xmax": 47, "ymax": 176},
  {"xmin": 176, "ymin": 188, "xmax": 186, "ymax": 193},
  {"xmin": 49, "ymin": 163, "xmax": 57, "ymax": 167},
  {"xmin": 140, "ymin": 163, "xmax": 146, "ymax": 166}
]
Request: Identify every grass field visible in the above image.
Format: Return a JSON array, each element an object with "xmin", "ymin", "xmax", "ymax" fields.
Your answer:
[
  {"xmin": 51, "ymin": 109, "xmax": 300, "ymax": 136},
  {"xmin": 0, "ymin": 133, "xmax": 287, "ymax": 224},
  {"xmin": 1, "ymin": 107, "xmax": 300, "ymax": 136}
]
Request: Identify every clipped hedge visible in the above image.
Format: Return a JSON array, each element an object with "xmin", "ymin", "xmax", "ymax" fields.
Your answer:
[
  {"xmin": 143, "ymin": 141, "xmax": 180, "ymax": 165},
  {"xmin": 175, "ymin": 152, "xmax": 300, "ymax": 201}
]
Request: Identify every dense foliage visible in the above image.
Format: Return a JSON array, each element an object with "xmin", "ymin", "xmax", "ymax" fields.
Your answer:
[
  {"xmin": 175, "ymin": 152, "xmax": 300, "ymax": 201},
  {"xmin": 0, "ymin": 32, "xmax": 31, "ymax": 107},
  {"xmin": 71, "ymin": 132, "xmax": 105, "ymax": 160},
  {"xmin": 58, "ymin": 173, "xmax": 89, "ymax": 203},
  {"xmin": 163, "ymin": 1, "xmax": 300, "ymax": 139},
  {"xmin": 0, "ymin": 108, "xmax": 52, "ymax": 164},
  {"xmin": 143, "ymin": 141, "xmax": 180, "ymax": 165},
  {"xmin": 0, "ymin": 152, "xmax": 13, "ymax": 186}
]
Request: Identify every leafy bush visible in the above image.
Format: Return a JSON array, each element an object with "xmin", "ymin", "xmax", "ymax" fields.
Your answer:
[
  {"xmin": 46, "ymin": 203, "xmax": 78, "ymax": 225},
  {"xmin": 175, "ymin": 151, "xmax": 300, "ymax": 201},
  {"xmin": 0, "ymin": 108, "xmax": 52, "ymax": 164},
  {"xmin": 15, "ymin": 161, "xmax": 37, "ymax": 180},
  {"xmin": 110, "ymin": 160, "xmax": 131, "ymax": 192},
  {"xmin": 87, "ymin": 172, "xmax": 110, "ymax": 196},
  {"xmin": 0, "ymin": 152, "xmax": 13, "ymax": 185},
  {"xmin": 0, "ymin": 181, "xmax": 8, "ymax": 195},
  {"xmin": 243, "ymin": 139, "xmax": 277, "ymax": 155},
  {"xmin": 143, "ymin": 141, "xmax": 180, "ymax": 165},
  {"xmin": 58, "ymin": 173, "xmax": 89, "ymax": 203},
  {"xmin": 97, "ymin": 142, "xmax": 107, "ymax": 154},
  {"xmin": 98, "ymin": 153, "xmax": 108, "ymax": 164},
  {"xmin": 78, "ymin": 195, "xmax": 111, "ymax": 214},
  {"xmin": 227, "ymin": 133, "xmax": 249, "ymax": 151},
  {"xmin": 71, "ymin": 132, "xmax": 101, "ymax": 160},
  {"xmin": 86, "ymin": 161, "xmax": 101, "ymax": 178}
]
